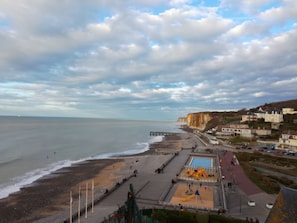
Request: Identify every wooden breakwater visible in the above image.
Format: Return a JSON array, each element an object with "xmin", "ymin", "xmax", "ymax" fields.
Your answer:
[{"xmin": 149, "ymin": 131, "xmax": 178, "ymax": 136}]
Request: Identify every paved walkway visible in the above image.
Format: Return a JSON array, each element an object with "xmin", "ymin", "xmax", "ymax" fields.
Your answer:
[
  {"xmin": 34, "ymin": 133, "xmax": 277, "ymax": 223},
  {"xmin": 220, "ymin": 150, "xmax": 262, "ymax": 196},
  {"xmin": 77, "ymin": 149, "xmax": 192, "ymax": 223},
  {"xmin": 219, "ymin": 150, "xmax": 276, "ymax": 223}
]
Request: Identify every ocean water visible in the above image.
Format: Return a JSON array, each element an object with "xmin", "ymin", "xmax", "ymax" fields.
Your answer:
[{"xmin": 0, "ymin": 116, "xmax": 182, "ymax": 199}]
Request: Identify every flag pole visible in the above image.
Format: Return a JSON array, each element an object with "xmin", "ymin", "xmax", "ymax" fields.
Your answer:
[
  {"xmin": 70, "ymin": 190, "xmax": 73, "ymax": 223},
  {"xmin": 78, "ymin": 186, "xmax": 81, "ymax": 223},
  {"xmin": 85, "ymin": 182, "xmax": 88, "ymax": 218},
  {"xmin": 92, "ymin": 179, "xmax": 94, "ymax": 213}
]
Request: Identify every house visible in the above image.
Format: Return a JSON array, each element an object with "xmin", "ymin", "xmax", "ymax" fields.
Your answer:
[
  {"xmin": 217, "ymin": 124, "xmax": 253, "ymax": 138},
  {"xmin": 241, "ymin": 113, "xmax": 258, "ymax": 122},
  {"xmin": 216, "ymin": 124, "xmax": 271, "ymax": 139},
  {"xmin": 279, "ymin": 130, "xmax": 297, "ymax": 152},
  {"xmin": 254, "ymin": 128, "xmax": 272, "ymax": 137},
  {"xmin": 256, "ymin": 108, "xmax": 283, "ymax": 123},
  {"xmin": 282, "ymin": 107, "xmax": 297, "ymax": 115},
  {"xmin": 241, "ymin": 108, "xmax": 284, "ymax": 123}
]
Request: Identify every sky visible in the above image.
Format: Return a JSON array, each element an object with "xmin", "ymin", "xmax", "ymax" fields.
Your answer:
[{"xmin": 0, "ymin": 0, "xmax": 296, "ymax": 121}]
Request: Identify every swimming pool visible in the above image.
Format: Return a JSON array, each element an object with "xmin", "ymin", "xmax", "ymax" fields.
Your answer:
[{"xmin": 189, "ymin": 157, "xmax": 213, "ymax": 168}]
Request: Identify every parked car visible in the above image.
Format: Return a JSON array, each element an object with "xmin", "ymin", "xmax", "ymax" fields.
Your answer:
[
  {"xmin": 266, "ymin": 203, "xmax": 273, "ymax": 209},
  {"xmin": 248, "ymin": 201, "xmax": 256, "ymax": 207}
]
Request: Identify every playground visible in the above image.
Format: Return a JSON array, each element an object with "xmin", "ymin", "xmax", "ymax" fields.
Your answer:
[
  {"xmin": 169, "ymin": 182, "xmax": 214, "ymax": 209},
  {"xmin": 187, "ymin": 168, "xmax": 208, "ymax": 178},
  {"xmin": 176, "ymin": 155, "xmax": 219, "ymax": 182},
  {"xmin": 164, "ymin": 154, "xmax": 220, "ymax": 210}
]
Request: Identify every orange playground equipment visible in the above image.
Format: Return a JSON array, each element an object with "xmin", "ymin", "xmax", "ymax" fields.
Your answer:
[
  {"xmin": 181, "ymin": 193, "xmax": 195, "ymax": 202},
  {"xmin": 187, "ymin": 168, "xmax": 208, "ymax": 179}
]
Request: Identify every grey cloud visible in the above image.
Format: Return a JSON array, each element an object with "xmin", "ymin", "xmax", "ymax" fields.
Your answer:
[{"xmin": 0, "ymin": 0, "xmax": 296, "ymax": 120}]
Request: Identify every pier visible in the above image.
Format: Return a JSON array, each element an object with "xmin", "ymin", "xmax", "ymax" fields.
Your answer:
[{"xmin": 149, "ymin": 131, "xmax": 178, "ymax": 136}]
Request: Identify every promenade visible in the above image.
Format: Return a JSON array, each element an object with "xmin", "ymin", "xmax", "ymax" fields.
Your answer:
[
  {"xmin": 219, "ymin": 149, "xmax": 276, "ymax": 222},
  {"xmin": 33, "ymin": 132, "xmax": 276, "ymax": 223},
  {"xmin": 76, "ymin": 148, "xmax": 191, "ymax": 223}
]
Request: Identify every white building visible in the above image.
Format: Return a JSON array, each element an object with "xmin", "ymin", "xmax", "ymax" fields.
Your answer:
[
  {"xmin": 241, "ymin": 113, "xmax": 258, "ymax": 122},
  {"xmin": 279, "ymin": 130, "xmax": 297, "ymax": 152},
  {"xmin": 242, "ymin": 108, "xmax": 284, "ymax": 123},
  {"xmin": 218, "ymin": 124, "xmax": 253, "ymax": 138},
  {"xmin": 217, "ymin": 124, "xmax": 271, "ymax": 139},
  {"xmin": 283, "ymin": 108, "xmax": 297, "ymax": 115},
  {"xmin": 255, "ymin": 108, "xmax": 283, "ymax": 123}
]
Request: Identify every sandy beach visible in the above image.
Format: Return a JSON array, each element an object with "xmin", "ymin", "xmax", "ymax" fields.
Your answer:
[{"xmin": 0, "ymin": 134, "xmax": 186, "ymax": 223}]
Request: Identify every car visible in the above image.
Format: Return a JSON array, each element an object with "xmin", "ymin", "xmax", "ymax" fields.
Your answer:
[
  {"xmin": 266, "ymin": 203, "xmax": 273, "ymax": 209},
  {"xmin": 248, "ymin": 201, "xmax": 256, "ymax": 207}
]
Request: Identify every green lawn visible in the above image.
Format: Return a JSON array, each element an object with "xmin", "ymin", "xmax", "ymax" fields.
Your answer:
[{"xmin": 236, "ymin": 152, "xmax": 297, "ymax": 194}]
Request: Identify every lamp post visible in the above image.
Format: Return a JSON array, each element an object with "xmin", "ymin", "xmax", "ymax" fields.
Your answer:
[{"xmin": 239, "ymin": 195, "xmax": 242, "ymax": 213}]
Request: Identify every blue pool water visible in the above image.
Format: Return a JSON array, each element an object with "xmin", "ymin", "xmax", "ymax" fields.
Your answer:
[{"xmin": 189, "ymin": 157, "xmax": 213, "ymax": 168}]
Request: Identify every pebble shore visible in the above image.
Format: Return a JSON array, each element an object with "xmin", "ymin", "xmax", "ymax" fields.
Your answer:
[{"xmin": 0, "ymin": 134, "xmax": 182, "ymax": 223}]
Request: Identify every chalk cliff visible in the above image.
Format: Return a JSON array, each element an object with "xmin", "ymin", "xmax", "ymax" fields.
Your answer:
[
  {"xmin": 184, "ymin": 99, "xmax": 297, "ymax": 132},
  {"xmin": 186, "ymin": 111, "xmax": 238, "ymax": 131},
  {"xmin": 186, "ymin": 112, "xmax": 213, "ymax": 131}
]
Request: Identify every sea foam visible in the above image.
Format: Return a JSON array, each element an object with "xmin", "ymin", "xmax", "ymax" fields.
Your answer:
[
  {"xmin": 0, "ymin": 136, "xmax": 164, "ymax": 199},
  {"xmin": 0, "ymin": 159, "xmax": 77, "ymax": 199}
]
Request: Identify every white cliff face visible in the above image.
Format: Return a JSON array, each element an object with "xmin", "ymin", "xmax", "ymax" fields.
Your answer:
[{"xmin": 186, "ymin": 112, "xmax": 213, "ymax": 131}]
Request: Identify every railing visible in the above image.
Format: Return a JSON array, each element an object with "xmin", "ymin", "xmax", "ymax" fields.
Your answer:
[
  {"xmin": 149, "ymin": 131, "xmax": 178, "ymax": 136},
  {"xmin": 159, "ymin": 201, "xmax": 219, "ymax": 213}
]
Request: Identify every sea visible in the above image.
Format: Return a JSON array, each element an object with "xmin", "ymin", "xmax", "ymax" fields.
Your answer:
[{"xmin": 0, "ymin": 116, "xmax": 184, "ymax": 199}]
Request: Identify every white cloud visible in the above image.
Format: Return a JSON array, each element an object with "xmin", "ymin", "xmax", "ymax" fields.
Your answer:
[
  {"xmin": 0, "ymin": 0, "xmax": 296, "ymax": 120},
  {"xmin": 220, "ymin": 0, "xmax": 276, "ymax": 15},
  {"xmin": 259, "ymin": 0, "xmax": 297, "ymax": 24},
  {"xmin": 253, "ymin": 92, "xmax": 269, "ymax": 97},
  {"xmin": 272, "ymin": 77, "xmax": 297, "ymax": 86}
]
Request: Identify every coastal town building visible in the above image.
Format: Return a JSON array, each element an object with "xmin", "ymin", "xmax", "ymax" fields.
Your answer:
[
  {"xmin": 241, "ymin": 113, "xmax": 258, "ymax": 122},
  {"xmin": 216, "ymin": 124, "xmax": 250, "ymax": 137},
  {"xmin": 282, "ymin": 107, "xmax": 297, "ymax": 115},
  {"xmin": 278, "ymin": 130, "xmax": 297, "ymax": 152},
  {"xmin": 283, "ymin": 113, "xmax": 297, "ymax": 125},
  {"xmin": 216, "ymin": 124, "xmax": 271, "ymax": 139},
  {"xmin": 254, "ymin": 128, "xmax": 272, "ymax": 137},
  {"xmin": 241, "ymin": 107, "xmax": 292, "ymax": 123},
  {"xmin": 256, "ymin": 107, "xmax": 282, "ymax": 122}
]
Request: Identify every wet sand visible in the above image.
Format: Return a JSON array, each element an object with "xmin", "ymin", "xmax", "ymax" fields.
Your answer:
[{"xmin": 0, "ymin": 134, "xmax": 183, "ymax": 223}]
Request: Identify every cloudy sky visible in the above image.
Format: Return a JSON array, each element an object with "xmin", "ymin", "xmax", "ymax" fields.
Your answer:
[{"xmin": 0, "ymin": 0, "xmax": 296, "ymax": 120}]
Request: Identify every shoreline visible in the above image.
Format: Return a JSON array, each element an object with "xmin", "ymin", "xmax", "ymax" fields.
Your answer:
[
  {"xmin": 0, "ymin": 158, "xmax": 124, "ymax": 223},
  {"xmin": 0, "ymin": 133, "xmax": 185, "ymax": 223},
  {"xmin": 0, "ymin": 136, "xmax": 163, "ymax": 201}
]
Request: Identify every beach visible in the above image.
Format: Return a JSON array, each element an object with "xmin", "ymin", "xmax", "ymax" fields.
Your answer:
[
  {"xmin": 0, "ymin": 133, "xmax": 188, "ymax": 223},
  {"xmin": 0, "ymin": 158, "xmax": 124, "ymax": 223},
  {"xmin": 0, "ymin": 130, "xmax": 276, "ymax": 223}
]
